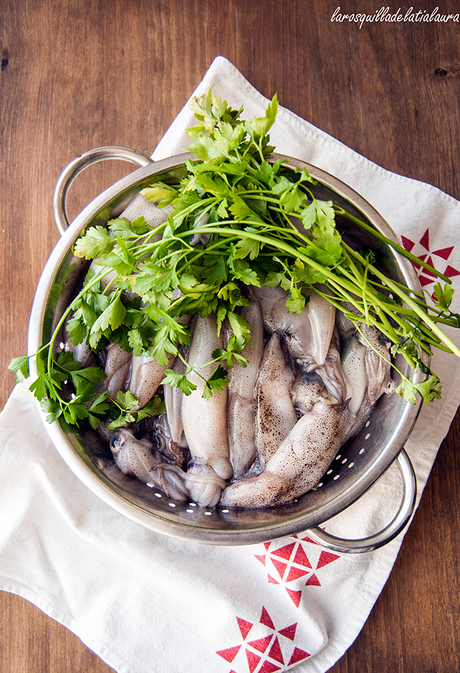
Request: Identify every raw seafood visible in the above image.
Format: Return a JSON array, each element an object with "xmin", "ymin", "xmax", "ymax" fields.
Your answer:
[
  {"xmin": 181, "ymin": 313, "xmax": 233, "ymax": 506},
  {"xmin": 110, "ymin": 428, "xmax": 190, "ymax": 501},
  {"xmin": 220, "ymin": 390, "xmax": 349, "ymax": 509},
  {"xmin": 100, "ymin": 287, "xmax": 396, "ymax": 510},
  {"xmin": 254, "ymin": 333, "xmax": 297, "ymax": 470},
  {"xmin": 226, "ymin": 302, "xmax": 265, "ymax": 478}
]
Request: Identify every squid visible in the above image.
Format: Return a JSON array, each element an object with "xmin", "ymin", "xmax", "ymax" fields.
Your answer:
[
  {"xmin": 251, "ymin": 285, "xmax": 336, "ymax": 366},
  {"xmin": 341, "ymin": 334, "xmax": 367, "ymax": 415},
  {"xmin": 220, "ymin": 316, "xmax": 396, "ymax": 510},
  {"xmin": 127, "ymin": 353, "xmax": 175, "ymax": 410},
  {"xmin": 163, "ymin": 354, "xmax": 188, "ymax": 447},
  {"xmin": 104, "ymin": 343, "xmax": 133, "ymax": 399},
  {"xmin": 357, "ymin": 323, "xmax": 395, "ymax": 405},
  {"xmin": 296, "ymin": 328, "xmax": 349, "ymax": 405},
  {"xmin": 101, "ymin": 343, "xmax": 175, "ymax": 410},
  {"xmin": 254, "ymin": 333, "xmax": 297, "ymax": 470},
  {"xmin": 99, "ymin": 277, "xmax": 397, "ymax": 511},
  {"xmin": 101, "ymin": 290, "xmax": 192, "ymax": 410},
  {"xmin": 340, "ymin": 323, "xmax": 396, "ymax": 442},
  {"xmin": 226, "ymin": 302, "xmax": 265, "ymax": 478},
  {"xmin": 109, "ymin": 428, "xmax": 190, "ymax": 501},
  {"xmin": 181, "ymin": 314, "xmax": 233, "ymax": 507},
  {"xmin": 220, "ymin": 385, "xmax": 351, "ymax": 509}
]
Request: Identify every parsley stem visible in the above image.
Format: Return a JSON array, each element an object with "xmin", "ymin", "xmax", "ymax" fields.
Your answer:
[
  {"xmin": 46, "ymin": 265, "xmax": 115, "ymax": 375},
  {"xmin": 344, "ymin": 243, "xmax": 460, "ymax": 356},
  {"xmin": 336, "ymin": 207, "xmax": 451, "ymax": 284}
]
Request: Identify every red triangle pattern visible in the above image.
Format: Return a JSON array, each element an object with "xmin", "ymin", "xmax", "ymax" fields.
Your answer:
[
  {"xmin": 420, "ymin": 228, "xmax": 430, "ymax": 250},
  {"xmin": 288, "ymin": 646, "xmax": 311, "ymax": 665},
  {"xmin": 268, "ymin": 637, "xmax": 284, "ymax": 664},
  {"xmin": 293, "ymin": 545, "xmax": 312, "ymax": 568},
  {"xmin": 237, "ymin": 617, "xmax": 253, "ymax": 640},
  {"xmin": 272, "ymin": 558, "xmax": 287, "ymax": 580},
  {"xmin": 305, "ymin": 574, "xmax": 321, "ymax": 587},
  {"xmin": 216, "ymin": 645, "xmax": 240, "ymax": 662},
  {"xmin": 264, "ymin": 542, "xmax": 271, "ymax": 551},
  {"xmin": 286, "ymin": 565, "xmax": 310, "ymax": 582},
  {"xmin": 216, "ymin": 610, "xmax": 311, "ymax": 672},
  {"xmin": 433, "ymin": 246, "xmax": 454, "ymax": 260},
  {"xmin": 246, "ymin": 649, "xmax": 261, "ymax": 672},
  {"xmin": 317, "ymin": 550, "xmax": 340, "ymax": 568},
  {"xmin": 423, "ymin": 256, "xmax": 437, "ymax": 277},
  {"xmin": 255, "ymin": 554, "xmax": 266, "ymax": 566},
  {"xmin": 399, "ymin": 229, "xmax": 460, "ymax": 288},
  {"xmin": 260, "ymin": 607, "xmax": 276, "ymax": 630},
  {"xmin": 300, "ymin": 535, "xmax": 318, "ymax": 545},
  {"xmin": 401, "ymin": 235, "xmax": 415, "ymax": 252},
  {"xmin": 279, "ymin": 623, "xmax": 297, "ymax": 641},
  {"xmin": 272, "ymin": 542, "xmax": 296, "ymax": 560},
  {"xmin": 419, "ymin": 275, "xmax": 434, "ymax": 287},
  {"xmin": 268, "ymin": 574, "xmax": 279, "ymax": 585},
  {"xmin": 248, "ymin": 635, "xmax": 273, "ymax": 654},
  {"xmin": 286, "ymin": 587, "xmax": 302, "ymax": 607},
  {"xmin": 412, "ymin": 252, "xmax": 427, "ymax": 267},
  {"xmin": 259, "ymin": 662, "xmax": 281, "ymax": 673},
  {"xmin": 445, "ymin": 264, "xmax": 460, "ymax": 277}
]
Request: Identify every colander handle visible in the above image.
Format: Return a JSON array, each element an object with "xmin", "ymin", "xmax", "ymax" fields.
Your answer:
[
  {"xmin": 306, "ymin": 449, "xmax": 417, "ymax": 553},
  {"xmin": 53, "ymin": 146, "xmax": 153, "ymax": 235}
]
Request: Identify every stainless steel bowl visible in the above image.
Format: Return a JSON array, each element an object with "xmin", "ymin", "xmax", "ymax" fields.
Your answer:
[{"xmin": 28, "ymin": 147, "xmax": 424, "ymax": 552}]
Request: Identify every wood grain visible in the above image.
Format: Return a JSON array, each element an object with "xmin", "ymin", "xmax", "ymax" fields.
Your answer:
[{"xmin": 1, "ymin": 0, "xmax": 459, "ymax": 670}]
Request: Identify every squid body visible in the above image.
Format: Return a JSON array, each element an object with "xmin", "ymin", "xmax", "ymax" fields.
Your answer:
[{"xmin": 97, "ymin": 283, "xmax": 396, "ymax": 511}]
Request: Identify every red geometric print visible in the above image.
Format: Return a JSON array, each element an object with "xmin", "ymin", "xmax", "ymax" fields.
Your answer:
[
  {"xmin": 268, "ymin": 638, "xmax": 284, "ymax": 664},
  {"xmin": 420, "ymin": 228, "xmax": 430, "ymax": 250},
  {"xmin": 255, "ymin": 535, "xmax": 341, "ymax": 606},
  {"xmin": 288, "ymin": 647, "xmax": 311, "ymax": 666},
  {"xmin": 246, "ymin": 650, "xmax": 261, "ymax": 672},
  {"xmin": 217, "ymin": 646, "xmax": 240, "ymax": 663},
  {"xmin": 445, "ymin": 265, "xmax": 460, "ymax": 278},
  {"xmin": 259, "ymin": 662, "xmax": 281, "ymax": 673},
  {"xmin": 286, "ymin": 565, "xmax": 309, "ymax": 582},
  {"xmin": 216, "ymin": 607, "xmax": 310, "ymax": 672},
  {"xmin": 401, "ymin": 228, "xmax": 460, "ymax": 290},
  {"xmin": 260, "ymin": 607, "xmax": 276, "ymax": 629},
  {"xmin": 286, "ymin": 588, "xmax": 302, "ymax": 608},
  {"xmin": 272, "ymin": 559, "xmax": 288, "ymax": 580},
  {"xmin": 272, "ymin": 543, "xmax": 296, "ymax": 560},
  {"xmin": 278, "ymin": 624, "xmax": 297, "ymax": 641},
  {"xmin": 317, "ymin": 551, "xmax": 340, "ymax": 569},
  {"xmin": 248, "ymin": 636, "xmax": 272, "ymax": 653},
  {"xmin": 293, "ymin": 546, "xmax": 311, "ymax": 569},
  {"xmin": 238, "ymin": 617, "xmax": 254, "ymax": 639}
]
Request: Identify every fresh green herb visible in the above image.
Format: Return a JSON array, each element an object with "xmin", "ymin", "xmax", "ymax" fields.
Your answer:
[
  {"xmin": 11, "ymin": 90, "xmax": 460, "ymax": 431},
  {"xmin": 108, "ymin": 391, "xmax": 165, "ymax": 429}
]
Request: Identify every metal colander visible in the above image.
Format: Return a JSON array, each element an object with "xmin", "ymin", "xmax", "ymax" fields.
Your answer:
[{"xmin": 28, "ymin": 148, "xmax": 424, "ymax": 552}]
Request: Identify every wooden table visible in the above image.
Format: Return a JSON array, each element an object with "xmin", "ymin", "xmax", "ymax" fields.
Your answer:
[{"xmin": 1, "ymin": 1, "xmax": 459, "ymax": 670}]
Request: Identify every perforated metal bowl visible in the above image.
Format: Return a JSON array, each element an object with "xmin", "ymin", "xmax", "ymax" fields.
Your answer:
[{"xmin": 28, "ymin": 147, "xmax": 424, "ymax": 552}]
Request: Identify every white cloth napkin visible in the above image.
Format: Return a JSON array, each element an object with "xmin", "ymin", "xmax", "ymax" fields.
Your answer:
[{"xmin": 2, "ymin": 56, "xmax": 460, "ymax": 673}]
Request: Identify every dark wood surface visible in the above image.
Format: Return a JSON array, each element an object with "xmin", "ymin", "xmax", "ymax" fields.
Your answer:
[{"xmin": 1, "ymin": 0, "xmax": 460, "ymax": 670}]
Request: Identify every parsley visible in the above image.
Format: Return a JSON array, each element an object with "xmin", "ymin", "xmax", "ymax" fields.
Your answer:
[
  {"xmin": 11, "ymin": 90, "xmax": 460, "ymax": 430},
  {"xmin": 108, "ymin": 391, "xmax": 165, "ymax": 429}
]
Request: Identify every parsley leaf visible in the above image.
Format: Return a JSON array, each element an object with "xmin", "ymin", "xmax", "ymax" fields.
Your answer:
[{"xmin": 74, "ymin": 226, "xmax": 114, "ymax": 259}]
